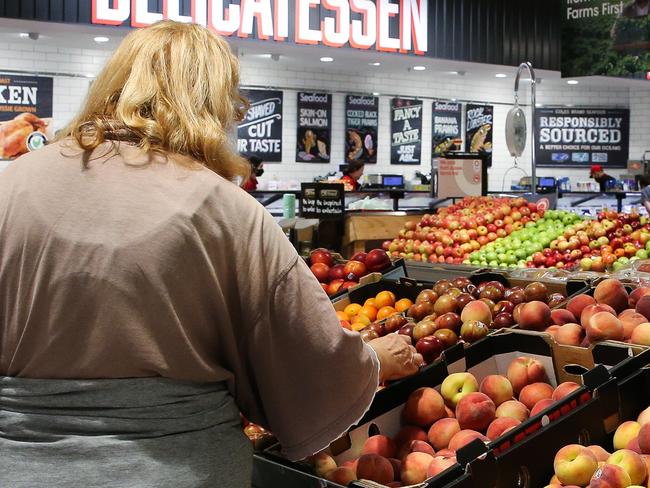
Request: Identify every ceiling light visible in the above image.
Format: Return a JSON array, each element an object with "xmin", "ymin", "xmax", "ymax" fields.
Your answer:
[
  {"xmin": 93, "ymin": 36, "xmax": 110, "ymax": 43},
  {"xmin": 372, "ymin": 92, "xmax": 380, "ymax": 96},
  {"xmin": 495, "ymin": 73, "xmax": 507, "ymax": 78},
  {"xmin": 85, "ymin": 73, "xmax": 95, "ymax": 78},
  {"xmin": 567, "ymin": 80, "xmax": 579, "ymax": 85},
  {"xmin": 320, "ymin": 56, "xmax": 334, "ymax": 63},
  {"xmin": 19, "ymin": 32, "xmax": 29, "ymax": 38},
  {"xmin": 412, "ymin": 65, "xmax": 426, "ymax": 71},
  {"xmin": 369, "ymin": 62, "xmax": 381, "ymax": 66}
]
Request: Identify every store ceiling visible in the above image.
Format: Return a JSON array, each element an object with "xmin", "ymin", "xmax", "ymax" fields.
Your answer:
[{"xmin": 0, "ymin": 18, "xmax": 647, "ymax": 91}]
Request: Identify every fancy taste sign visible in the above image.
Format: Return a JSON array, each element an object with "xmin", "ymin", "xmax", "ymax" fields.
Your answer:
[{"xmin": 91, "ymin": 0, "xmax": 428, "ymax": 54}]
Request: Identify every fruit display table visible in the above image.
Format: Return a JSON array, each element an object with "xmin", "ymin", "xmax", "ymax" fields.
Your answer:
[{"xmin": 343, "ymin": 213, "xmax": 426, "ymax": 257}]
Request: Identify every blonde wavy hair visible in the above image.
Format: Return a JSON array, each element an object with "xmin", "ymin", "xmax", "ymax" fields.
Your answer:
[{"xmin": 58, "ymin": 20, "xmax": 250, "ymax": 182}]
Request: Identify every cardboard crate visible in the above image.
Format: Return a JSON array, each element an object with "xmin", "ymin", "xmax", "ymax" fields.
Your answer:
[{"xmin": 253, "ymin": 331, "xmax": 635, "ymax": 488}]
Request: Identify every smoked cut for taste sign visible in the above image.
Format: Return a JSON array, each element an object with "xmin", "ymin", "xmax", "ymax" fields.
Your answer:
[{"xmin": 237, "ymin": 89, "xmax": 283, "ymax": 162}]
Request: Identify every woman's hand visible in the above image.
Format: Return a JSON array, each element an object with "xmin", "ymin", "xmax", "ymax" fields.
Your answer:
[{"xmin": 368, "ymin": 334, "xmax": 424, "ymax": 383}]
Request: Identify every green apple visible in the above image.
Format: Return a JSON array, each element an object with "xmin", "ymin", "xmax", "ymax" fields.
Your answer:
[
  {"xmin": 636, "ymin": 249, "xmax": 648, "ymax": 259},
  {"xmin": 440, "ymin": 372, "xmax": 479, "ymax": 408}
]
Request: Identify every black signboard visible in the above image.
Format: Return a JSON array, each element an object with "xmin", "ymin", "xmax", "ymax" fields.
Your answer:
[
  {"xmin": 0, "ymin": 74, "xmax": 54, "ymax": 160},
  {"xmin": 237, "ymin": 89, "xmax": 283, "ymax": 162},
  {"xmin": 432, "ymin": 100, "xmax": 463, "ymax": 156},
  {"xmin": 296, "ymin": 92, "xmax": 331, "ymax": 163},
  {"xmin": 535, "ymin": 107, "xmax": 630, "ymax": 168},
  {"xmin": 465, "ymin": 104, "xmax": 493, "ymax": 155},
  {"xmin": 345, "ymin": 95, "xmax": 378, "ymax": 165},
  {"xmin": 562, "ymin": 0, "xmax": 650, "ymax": 79},
  {"xmin": 390, "ymin": 98, "xmax": 423, "ymax": 165},
  {"xmin": 299, "ymin": 183, "xmax": 345, "ymax": 219}
]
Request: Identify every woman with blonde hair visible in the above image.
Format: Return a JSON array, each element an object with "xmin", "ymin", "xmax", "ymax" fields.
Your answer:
[{"xmin": 0, "ymin": 21, "xmax": 420, "ymax": 487}]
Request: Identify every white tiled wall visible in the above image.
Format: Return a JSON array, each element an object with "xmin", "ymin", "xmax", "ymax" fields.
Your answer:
[{"xmin": 1, "ymin": 40, "xmax": 648, "ymax": 191}]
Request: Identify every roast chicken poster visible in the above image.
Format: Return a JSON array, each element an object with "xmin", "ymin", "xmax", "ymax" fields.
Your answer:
[{"xmin": 0, "ymin": 75, "xmax": 53, "ymax": 161}]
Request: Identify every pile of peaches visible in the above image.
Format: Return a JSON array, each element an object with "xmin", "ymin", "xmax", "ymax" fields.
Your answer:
[
  {"xmin": 310, "ymin": 356, "xmax": 578, "ymax": 487},
  {"xmin": 546, "ymin": 407, "xmax": 650, "ymax": 488},
  {"xmin": 542, "ymin": 278, "xmax": 650, "ymax": 348}
]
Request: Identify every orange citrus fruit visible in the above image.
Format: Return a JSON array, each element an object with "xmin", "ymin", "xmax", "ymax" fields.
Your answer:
[
  {"xmin": 377, "ymin": 306, "xmax": 397, "ymax": 321},
  {"xmin": 344, "ymin": 303, "xmax": 363, "ymax": 318},
  {"xmin": 395, "ymin": 298, "xmax": 413, "ymax": 313},
  {"xmin": 358, "ymin": 305, "xmax": 378, "ymax": 322},
  {"xmin": 335, "ymin": 310, "xmax": 350, "ymax": 321},
  {"xmin": 364, "ymin": 298, "xmax": 377, "ymax": 308},
  {"xmin": 375, "ymin": 290, "xmax": 397, "ymax": 308},
  {"xmin": 351, "ymin": 314, "xmax": 371, "ymax": 327}
]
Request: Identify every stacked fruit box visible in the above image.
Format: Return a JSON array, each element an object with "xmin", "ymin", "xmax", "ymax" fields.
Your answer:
[{"xmin": 252, "ymin": 331, "xmax": 640, "ymax": 488}]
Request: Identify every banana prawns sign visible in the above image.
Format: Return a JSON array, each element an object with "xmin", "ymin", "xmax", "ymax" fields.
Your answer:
[{"xmin": 91, "ymin": 0, "xmax": 428, "ymax": 54}]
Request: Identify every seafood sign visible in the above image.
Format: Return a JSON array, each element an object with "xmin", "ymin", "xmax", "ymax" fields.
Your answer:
[
  {"xmin": 0, "ymin": 75, "xmax": 53, "ymax": 161},
  {"xmin": 535, "ymin": 107, "xmax": 630, "ymax": 168},
  {"xmin": 237, "ymin": 89, "xmax": 283, "ymax": 162},
  {"xmin": 391, "ymin": 98, "xmax": 423, "ymax": 165},
  {"xmin": 432, "ymin": 100, "xmax": 463, "ymax": 157},
  {"xmin": 345, "ymin": 95, "xmax": 378, "ymax": 165},
  {"xmin": 296, "ymin": 92, "xmax": 331, "ymax": 163},
  {"xmin": 465, "ymin": 104, "xmax": 494, "ymax": 154}
]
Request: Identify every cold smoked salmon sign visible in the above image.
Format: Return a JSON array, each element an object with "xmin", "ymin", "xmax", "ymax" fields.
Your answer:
[{"xmin": 91, "ymin": 0, "xmax": 428, "ymax": 55}]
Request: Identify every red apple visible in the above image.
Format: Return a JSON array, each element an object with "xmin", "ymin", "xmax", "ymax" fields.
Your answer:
[
  {"xmin": 344, "ymin": 260, "xmax": 367, "ymax": 280},
  {"xmin": 310, "ymin": 248, "xmax": 333, "ymax": 267},
  {"xmin": 366, "ymin": 249, "xmax": 392, "ymax": 272},
  {"xmin": 310, "ymin": 263, "xmax": 330, "ymax": 283}
]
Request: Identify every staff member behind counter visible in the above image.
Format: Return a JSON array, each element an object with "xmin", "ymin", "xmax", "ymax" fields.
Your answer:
[
  {"xmin": 341, "ymin": 160, "xmax": 365, "ymax": 191},
  {"xmin": 590, "ymin": 165, "xmax": 616, "ymax": 192}
]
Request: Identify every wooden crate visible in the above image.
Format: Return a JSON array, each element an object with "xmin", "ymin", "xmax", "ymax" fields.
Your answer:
[{"xmin": 342, "ymin": 213, "xmax": 425, "ymax": 257}]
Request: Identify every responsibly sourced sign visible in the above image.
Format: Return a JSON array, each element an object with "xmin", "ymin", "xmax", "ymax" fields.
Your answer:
[
  {"xmin": 237, "ymin": 89, "xmax": 283, "ymax": 162},
  {"xmin": 432, "ymin": 100, "xmax": 462, "ymax": 156},
  {"xmin": 465, "ymin": 104, "xmax": 493, "ymax": 154},
  {"xmin": 296, "ymin": 92, "xmax": 331, "ymax": 163},
  {"xmin": 345, "ymin": 95, "xmax": 378, "ymax": 165},
  {"xmin": 562, "ymin": 0, "xmax": 650, "ymax": 78},
  {"xmin": 535, "ymin": 107, "xmax": 630, "ymax": 168},
  {"xmin": 91, "ymin": 0, "xmax": 428, "ymax": 55},
  {"xmin": 390, "ymin": 98, "xmax": 422, "ymax": 165},
  {"xmin": 0, "ymin": 75, "xmax": 54, "ymax": 160}
]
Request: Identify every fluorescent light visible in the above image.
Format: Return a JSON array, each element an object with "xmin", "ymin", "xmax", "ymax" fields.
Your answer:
[
  {"xmin": 412, "ymin": 65, "xmax": 426, "ymax": 71},
  {"xmin": 85, "ymin": 73, "xmax": 95, "ymax": 78},
  {"xmin": 567, "ymin": 80, "xmax": 579, "ymax": 85},
  {"xmin": 372, "ymin": 92, "xmax": 380, "ymax": 96},
  {"xmin": 19, "ymin": 32, "xmax": 29, "ymax": 38},
  {"xmin": 93, "ymin": 36, "xmax": 110, "ymax": 43},
  {"xmin": 320, "ymin": 56, "xmax": 334, "ymax": 63},
  {"xmin": 495, "ymin": 73, "xmax": 507, "ymax": 78},
  {"xmin": 369, "ymin": 62, "xmax": 381, "ymax": 66}
]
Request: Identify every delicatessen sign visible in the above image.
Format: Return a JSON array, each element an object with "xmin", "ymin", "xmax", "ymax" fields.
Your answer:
[
  {"xmin": 92, "ymin": 0, "xmax": 427, "ymax": 55},
  {"xmin": 535, "ymin": 107, "xmax": 630, "ymax": 168}
]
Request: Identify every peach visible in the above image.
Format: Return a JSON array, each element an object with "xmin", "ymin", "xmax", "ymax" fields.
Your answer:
[
  {"xmin": 582, "ymin": 303, "xmax": 617, "ymax": 329},
  {"xmin": 637, "ymin": 406, "xmax": 650, "ymax": 426},
  {"xmin": 607, "ymin": 449, "xmax": 648, "ymax": 485},
  {"xmin": 586, "ymin": 312, "xmax": 624, "ymax": 342},
  {"xmin": 480, "ymin": 375, "xmax": 514, "ymax": 406},
  {"xmin": 404, "ymin": 440, "xmax": 435, "ymax": 458},
  {"xmin": 356, "ymin": 454, "xmax": 394, "ymax": 485},
  {"xmin": 448, "ymin": 429, "xmax": 489, "ymax": 451},
  {"xmin": 394, "ymin": 426, "xmax": 428, "ymax": 449},
  {"xmin": 428, "ymin": 418, "xmax": 461, "ymax": 451},
  {"xmin": 486, "ymin": 417, "xmax": 521, "ymax": 440},
  {"xmin": 567, "ymin": 294, "xmax": 597, "ymax": 321},
  {"xmin": 311, "ymin": 452, "xmax": 337, "ymax": 477},
  {"xmin": 440, "ymin": 372, "xmax": 479, "ymax": 408},
  {"xmin": 553, "ymin": 444, "xmax": 599, "ymax": 486},
  {"xmin": 614, "ymin": 421, "xmax": 642, "ymax": 451},
  {"xmin": 619, "ymin": 313, "xmax": 648, "ymax": 340},
  {"xmin": 386, "ymin": 483, "xmax": 403, "ymax": 488},
  {"xmin": 629, "ymin": 287, "xmax": 650, "ymax": 308},
  {"xmin": 400, "ymin": 452, "xmax": 434, "ymax": 485},
  {"xmin": 388, "ymin": 458, "xmax": 401, "ymax": 480},
  {"xmin": 496, "ymin": 400, "xmax": 530, "ymax": 423},
  {"xmin": 427, "ymin": 455, "xmax": 457, "ymax": 478},
  {"xmin": 362, "ymin": 435, "xmax": 397, "ymax": 459},
  {"xmin": 341, "ymin": 459, "xmax": 358, "ymax": 473},
  {"xmin": 460, "ymin": 300, "xmax": 492, "ymax": 326},
  {"xmin": 555, "ymin": 323, "xmax": 586, "ymax": 346},
  {"xmin": 530, "ymin": 398, "xmax": 556, "ymax": 417},
  {"xmin": 435, "ymin": 449, "xmax": 456, "ymax": 458},
  {"xmin": 455, "ymin": 392, "xmax": 496, "ymax": 432},
  {"xmin": 519, "ymin": 382, "xmax": 554, "ymax": 410},
  {"xmin": 588, "ymin": 445, "xmax": 612, "ymax": 462},
  {"xmin": 545, "ymin": 325, "xmax": 560, "ymax": 338},
  {"xmin": 445, "ymin": 406, "xmax": 456, "ymax": 418},
  {"xmin": 507, "ymin": 356, "xmax": 548, "ymax": 394},
  {"xmin": 551, "ymin": 309, "xmax": 578, "ymax": 326},
  {"xmin": 594, "ymin": 278, "xmax": 629, "ymax": 313},
  {"xmin": 402, "ymin": 387, "xmax": 446, "ymax": 428},
  {"xmin": 590, "ymin": 463, "xmax": 632, "ymax": 488},
  {"xmin": 325, "ymin": 467, "xmax": 357, "ymax": 484},
  {"xmin": 630, "ymin": 323, "xmax": 650, "ymax": 346},
  {"xmin": 638, "ymin": 423, "xmax": 650, "ymax": 454},
  {"xmin": 636, "ymin": 295, "xmax": 650, "ymax": 321},
  {"xmin": 553, "ymin": 382, "xmax": 582, "ymax": 401},
  {"xmin": 626, "ymin": 437, "xmax": 642, "ymax": 454},
  {"xmin": 518, "ymin": 301, "xmax": 552, "ymax": 330}
]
